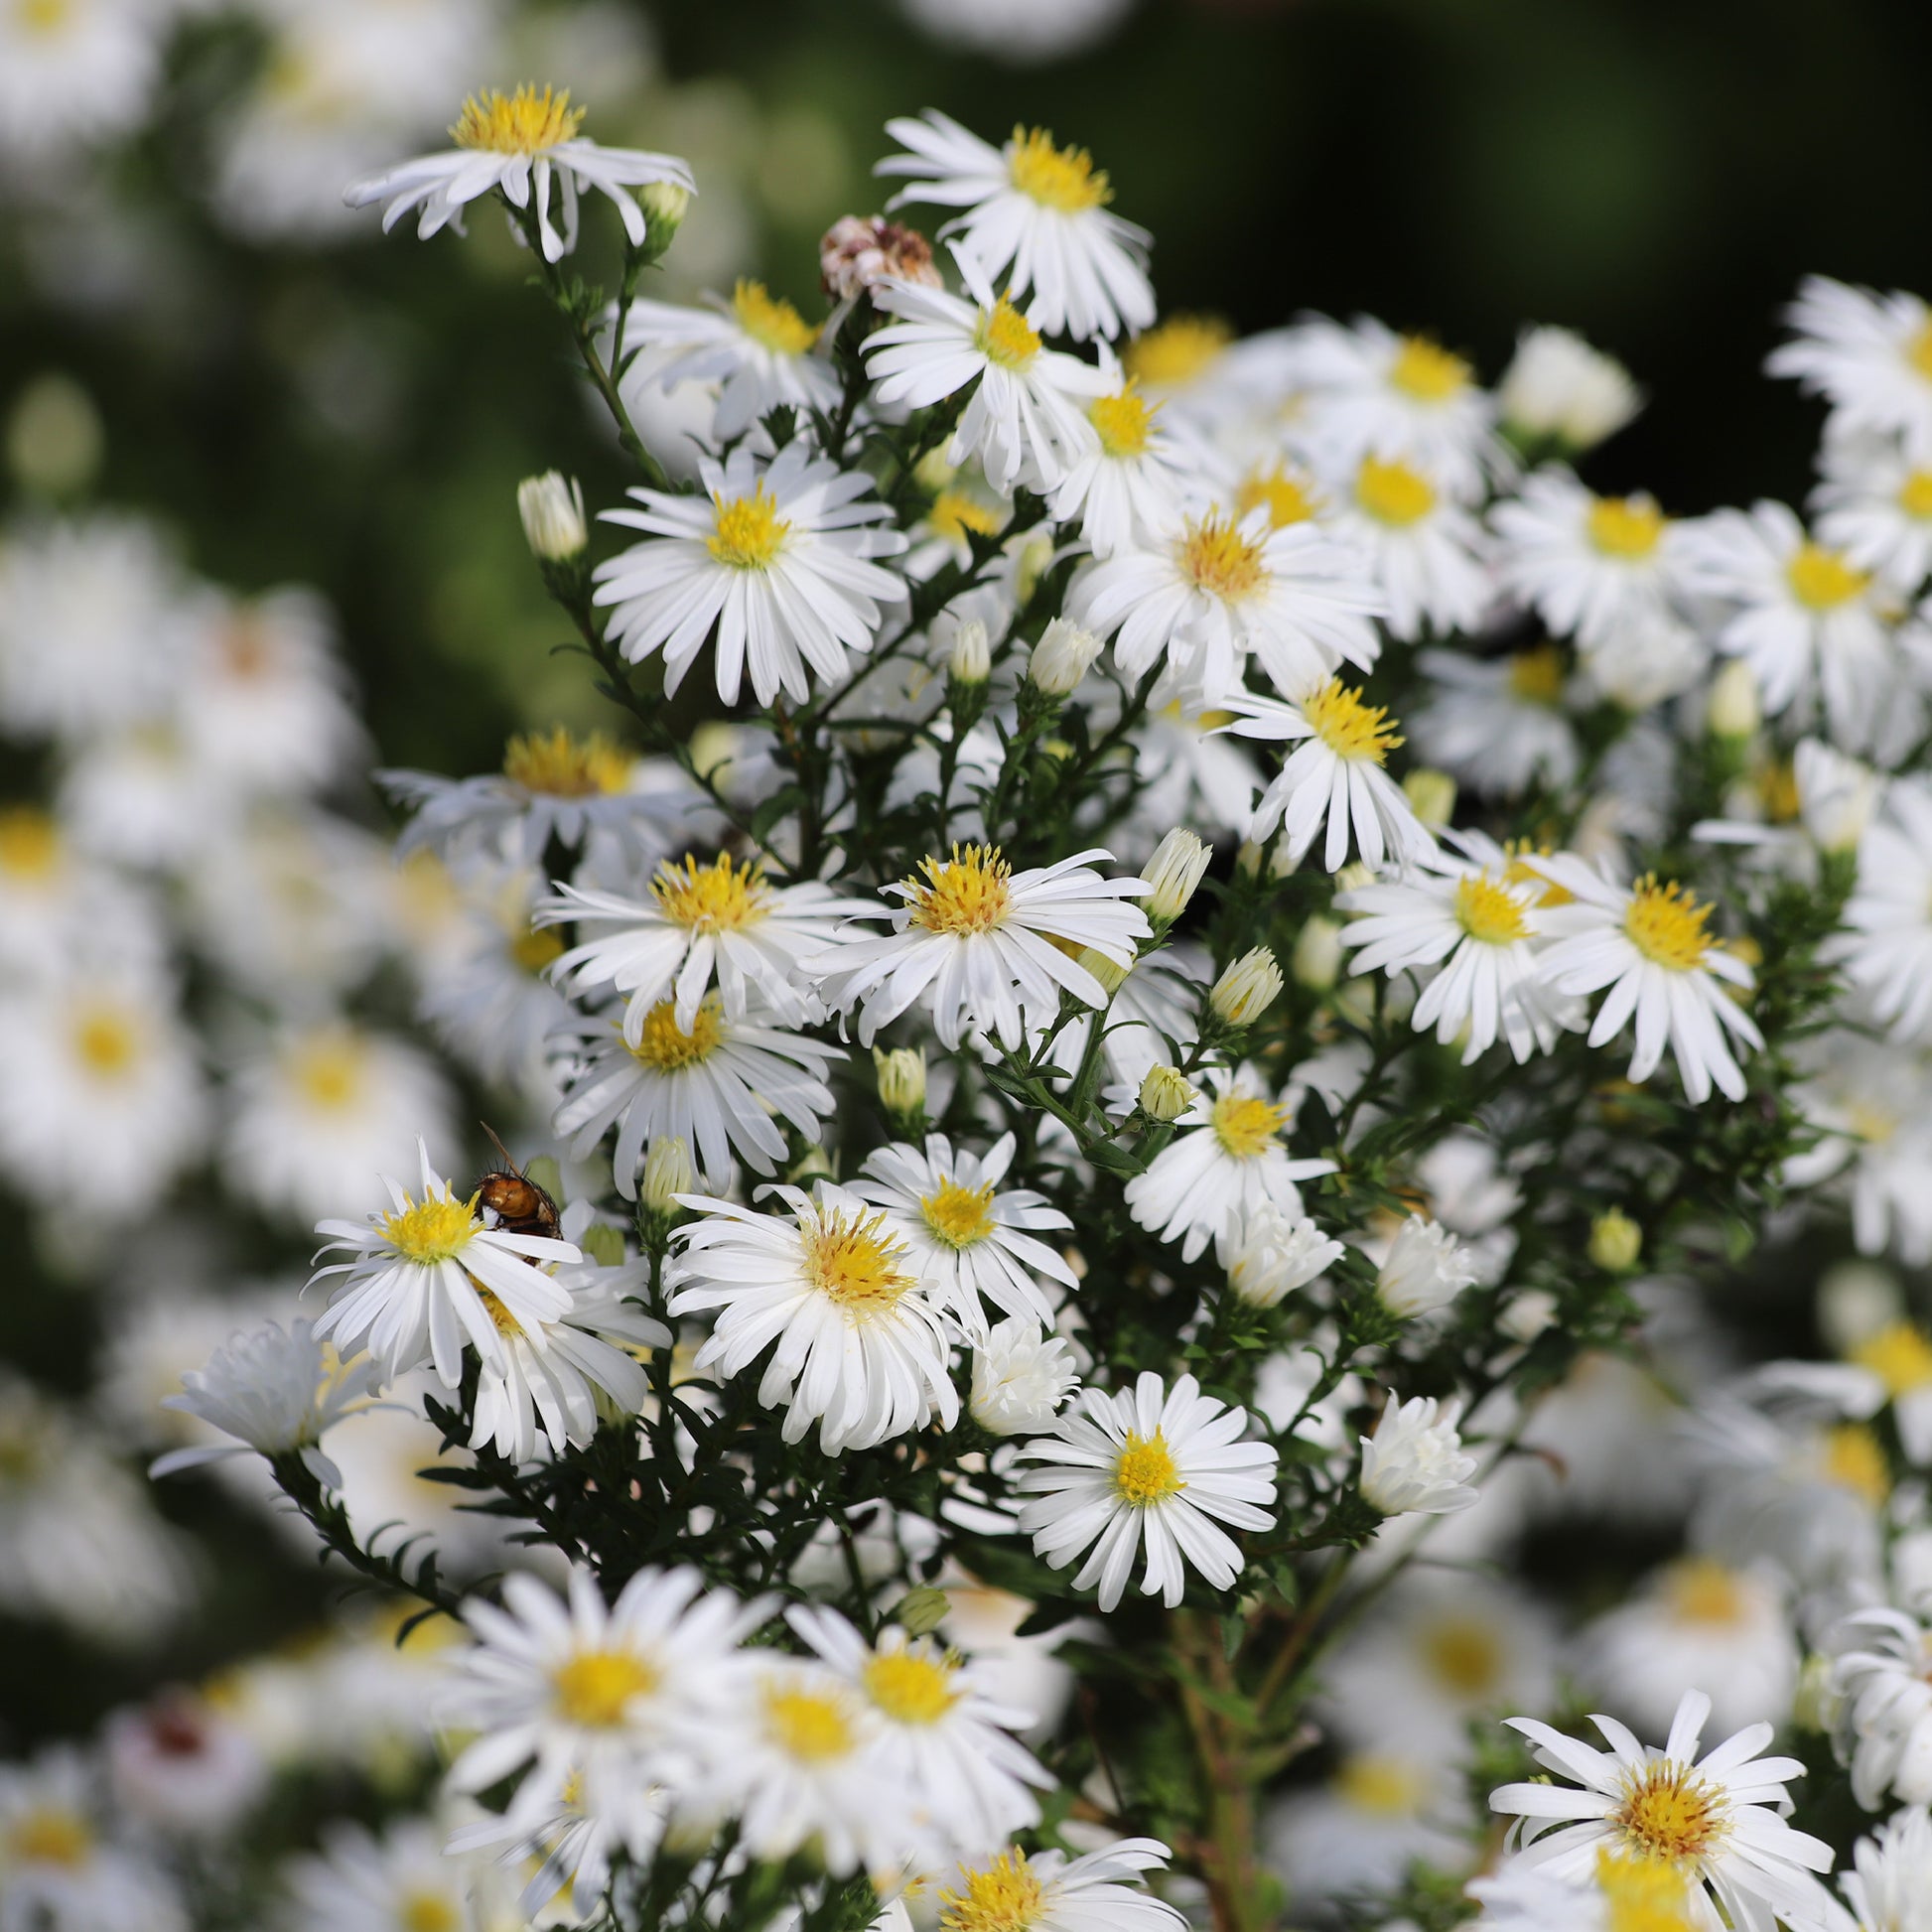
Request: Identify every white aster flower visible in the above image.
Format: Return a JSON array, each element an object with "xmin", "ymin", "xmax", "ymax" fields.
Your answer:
[
  {"xmin": 594, "ymin": 438, "xmax": 908, "ymax": 706},
  {"xmin": 1814, "ymin": 429, "xmax": 1932, "ymax": 587},
  {"xmin": 1017, "ymin": 1371, "xmax": 1277, "ymax": 1611},
  {"xmin": 1221, "ymin": 682, "xmax": 1437, "ymax": 873},
  {"xmin": 1768, "ymin": 275, "xmax": 1932, "ymax": 459},
  {"xmin": 309, "ymin": 1139, "xmax": 579, "ymax": 1387},
  {"xmin": 1319, "ymin": 450, "xmax": 1492, "ymax": 640},
  {"xmin": 104, "ymin": 1693, "xmax": 267, "ymax": 1841},
  {"xmin": 1225, "ymin": 1202, "xmax": 1345, "ymax": 1309},
  {"xmin": 0, "ymin": 1748, "xmax": 184, "ymax": 1932},
  {"xmin": 866, "ymin": 247, "xmax": 1110, "ymax": 493},
  {"xmin": 1466, "ymin": 1852, "xmax": 1699, "ymax": 1932},
  {"xmin": 542, "ymin": 853, "xmax": 870, "ymax": 1036},
  {"xmin": 934, "ymin": 1839, "xmax": 1186, "ymax": 1932},
  {"xmin": 849, "ymin": 1130, "xmax": 1076, "ymax": 1336},
  {"xmin": 878, "ymin": 111, "xmax": 1154, "ymax": 343},
  {"xmin": 284, "ymin": 1817, "xmax": 489, "ymax": 1932},
  {"xmin": 0, "ymin": 0, "xmax": 160, "ymax": 162},
  {"xmin": 1360, "ymin": 1395, "xmax": 1479, "ymax": 1516},
  {"xmin": 1529, "ymin": 853, "xmax": 1761, "ymax": 1103},
  {"xmin": 1840, "ymin": 1806, "xmax": 1932, "ymax": 1932},
  {"xmin": 1825, "ymin": 781, "xmax": 1932, "ymax": 1041},
  {"xmin": 1785, "ymin": 1035, "xmax": 1932, "ymax": 1265},
  {"xmin": 1376, "ymin": 1216, "xmax": 1478, "ymax": 1318},
  {"xmin": 0, "ymin": 803, "xmax": 162, "ymax": 981},
  {"xmin": 1071, "ymin": 507, "xmax": 1383, "ymax": 701},
  {"xmin": 1492, "ymin": 470, "xmax": 1687, "ymax": 646},
  {"xmin": 1489, "ymin": 1688, "xmax": 1843, "ymax": 1932},
  {"xmin": 1497, "ymin": 325, "xmax": 1643, "ymax": 451},
  {"xmin": 1049, "ymin": 373, "xmax": 1198, "ymax": 558},
  {"xmin": 668, "ymin": 1181, "xmax": 959, "ymax": 1452},
  {"xmin": 344, "ymin": 84, "xmax": 694, "ymax": 263},
  {"xmin": 1124, "ymin": 1063, "xmax": 1336, "ymax": 1264},
  {"xmin": 1413, "ymin": 644, "xmax": 1579, "ymax": 797},
  {"xmin": 1832, "ymin": 1606, "xmax": 1932, "ymax": 1810},
  {"xmin": 552, "ymin": 994, "xmax": 841, "ymax": 1196},
  {"xmin": 150, "ymin": 1319, "xmax": 375, "ymax": 1491},
  {"xmin": 971, "ymin": 1319, "xmax": 1080, "ymax": 1436},
  {"xmin": 813, "ymin": 842, "xmax": 1149, "ymax": 1051}
]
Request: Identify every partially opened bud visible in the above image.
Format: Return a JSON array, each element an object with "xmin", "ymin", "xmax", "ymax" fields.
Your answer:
[
  {"xmin": 1210, "ymin": 946, "xmax": 1283, "ymax": 1027},
  {"xmin": 1029, "ymin": 618, "xmax": 1102, "ymax": 697},
  {"xmin": 1402, "ymin": 767, "xmax": 1457, "ymax": 829},
  {"xmin": 639, "ymin": 180, "xmax": 692, "ymax": 234},
  {"xmin": 1141, "ymin": 829, "xmax": 1211, "ymax": 926},
  {"xmin": 1292, "ymin": 915, "xmax": 1343, "ymax": 991},
  {"xmin": 874, "ymin": 1045, "xmax": 926, "ymax": 1120},
  {"xmin": 948, "ymin": 619, "xmax": 991, "ymax": 687},
  {"xmin": 1139, "ymin": 1064, "xmax": 1196, "ymax": 1123},
  {"xmin": 1708, "ymin": 659, "xmax": 1759, "ymax": 741},
  {"xmin": 1588, "ymin": 1208, "xmax": 1642, "ymax": 1273},
  {"xmin": 517, "ymin": 472, "xmax": 587, "ymax": 562},
  {"xmin": 1076, "ymin": 944, "xmax": 1133, "ymax": 997},
  {"xmin": 640, "ymin": 1137, "xmax": 694, "ymax": 1217}
]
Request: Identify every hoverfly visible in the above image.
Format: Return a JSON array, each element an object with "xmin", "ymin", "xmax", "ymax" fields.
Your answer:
[{"xmin": 474, "ymin": 1124, "xmax": 562, "ymax": 1241}]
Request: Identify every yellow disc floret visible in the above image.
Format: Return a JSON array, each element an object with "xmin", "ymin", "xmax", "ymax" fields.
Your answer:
[
  {"xmin": 1612, "ymin": 1761, "xmax": 1726, "ymax": 1862},
  {"xmin": 381, "ymin": 1188, "xmax": 481, "ymax": 1264},
  {"xmin": 1453, "ymin": 874, "xmax": 1530, "ymax": 945},
  {"xmin": 1210, "ymin": 1090, "xmax": 1288, "ymax": 1159},
  {"xmin": 1389, "ymin": 335, "xmax": 1471, "ymax": 402},
  {"xmin": 1898, "ymin": 471, "xmax": 1932, "ymax": 520},
  {"xmin": 1007, "ymin": 126, "xmax": 1112, "ymax": 210},
  {"xmin": 1597, "ymin": 1851, "xmax": 1698, "ymax": 1932},
  {"xmin": 1588, "ymin": 494, "xmax": 1667, "ymax": 559},
  {"xmin": 1354, "ymin": 455, "xmax": 1437, "ymax": 527},
  {"xmin": 1303, "ymin": 678, "xmax": 1404, "ymax": 763},
  {"xmin": 1335, "ymin": 1754, "xmax": 1426, "ymax": 1817},
  {"xmin": 1180, "ymin": 514, "xmax": 1268, "ymax": 600},
  {"xmin": 8, "ymin": 1807, "xmax": 91, "ymax": 1867},
  {"xmin": 864, "ymin": 1645, "xmax": 961, "ymax": 1725},
  {"xmin": 941, "ymin": 1849, "xmax": 1047, "ymax": 1932},
  {"xmin": 651, "ymin": 853, "xmax": 768, "ymax": 932},
  {"xmin": 70, "ymin": 1004, "xmax": 138, "ymax": 1077},
  {"xmin": 977, "ymin": 296, "xmax": 1042, "ymax": 370},
  {"xmin": 451, "ymin": 84, "xmax": 585, "ymax": 156},
  {"xmin": 731, "ymin": 279, "xmax": 817, "ymax": 356},
  {"xmin": 1852, "ymin": 1320, "xmax": 1932, "ymax": 1396},
  {"xmin": 552, "ymin": 1648, "xmax": 660, "ymax": 1726},
  {"xmin": 501, "ymin": 727, "xmax": 634, "ymax": 798},
  {"xmin": 629, "ymin": 996, "xmax": 726, "ymax": 1071},
  {"xmin": 907, "ymin": 844, "xmax": 1014, "ymax": 935},
  {"xmin": 1090, "ymin": 384, "xmax": 1155, "ymax": 458},
  {"xmin": 1123, "ymin": 315, "xmax": 1232, "ymax": 388},
  {"xmin": 1907, "ymin": 319, "xmax": 1932, "ymax": 382},
  {"xmin": 1663, "ymin": 1557, "xmax": 1747, "ymax": 1626},
  {"xmin": 1622, "ymin": 876, "xmax": 1715, "ymax": 972},
  {"xmin": 708, "ymin": 484, "xmax": 791, "ymax": 570},
  {"xmin": 1235, "ymin": 466, "xmax": 1320, "ymax": 528},
  {"xmin": 0, "ymin": 805, "xmax": 60, "ymax": 881},
  {"xmin": 510, "ymin": 923, "xmax": 565, "ymax": 974},
  {"xmin": 399, "ymin": 1894, "xmax": 462, "ymax": 1932},
  {"xmin": 928, "ymin": 491, "xmax": 1006, "ymax": 545},
  {"xmin": 1786, "ymin": 541, "xmax": 1867, "ymax": 611},
  {"xmin": 763, "ymin": 1682, "xmax": 857, "ymax": 1761},
  {"xmin": 1421, "ymin": 1616, "xmax": 1502, "ymax": 1697},
  {"xmin": 290, "ymin": 1030, "xmax": 365, "ymax": 1111},
  {"xmin": 920, "ymin": 1175, "xmax": 997, "ymax": 1249},
  {"xmin": 1825, "ymin": 1422, "xmax": 1891, "ymax": 1504},
  {"xmin": 1508, "ymin": 643, "xmax": 1567, "ymax": 705},
  {"xmin": 1113, "ymin": 1430, "xmax": 1184, "ymax": 1505},
  {"xmin": 802, "ymin": 1206, "xmax": 914, "ymax": 1314}
]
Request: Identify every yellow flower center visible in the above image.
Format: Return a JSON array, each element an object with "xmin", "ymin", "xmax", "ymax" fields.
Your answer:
[
  {"xmin": 1846, "ymin": 1100, "xmax": 1898, "ymax": 1147},
  {"xmin": 380, "ymin": 1190, "xmax": 481, "ymax": 1264},
  {"xmin": 1786, "ymin": 540, "xmax": 1867, "ymax": 611},
  {"xmin": 1598, "ymin": 1851, "xmax": 1698, "ymax": 1932},
  {"xmin": 1123, "ymin": 315, "xmax": 1232, "ymax": 388},
  {"xmin": 1180, "ymin": 515, "xmax": 1268, "ymax": 600},
  {"xmin": 763, "ymin": 1683, "xmax": 857, "ymax": 1761},
  {"xmin": 476, "ymin": 1289, "xmax": 522, "ymax": 1337},
  {"xmin": 1852, "ymin": 1321, "xmax": 1932, "ymax": 1396},
  {"xmin": 400, "ymin": 1894, "xmax": 462, "ymax": 1932},
  {"xmin": 1612, "ymin": 1762, "xmax": 1725, "ymax": 1863},
  {"xmin": 1421, "ymin": 1616, "xmax": 1502, "ymax": 1697},
  {"xmin": 1303, "ymin": 677, "xmax": 1404, "ymax": 763},
  {"xmin": 707, "ymin": 485, "xmax": 791, "ymax": 571},
  {"xmin": 15, "ymin": 0, "xmax": 71, "ymax": 34},
  {"xmin": 863, "ymin": 1647, "xmax": 960, "ymax": 1725},
  {"xmin": 651, "ymin": 853, "xmax": 768, "ymax": 932},
  {"xmin": 1389, "ymin": 334, "xmax": 1470, "ymax": 402},
  {"xmin": 1007, "ymin": 126, "xmax": 1112, "ymax": 211},
  {"xmin": 501, "ymin": 727, "xmax": 634, "ymax": 798},
  {"xmin": 290, "ymin": 1031, "xmax": 364, "ymax": 1111},
  {"xmin": 802, "ymin": 1206, "xmax": 914, "ymax": 1314},
  {"xmin": 1090, "ymin": 384, "xmax": 1155, "ymax": 458},
  {"xmin": 1587, "ymin": 494, "xmax": 1667, "ymax": 560},
  {"xmin": 976, "ymin": 297, "xmax": 1041, "ymax": 371},
  {"xmin": 552, "ymin": 1648, "xmax": 660, "ymax": 1726},
  {"xmin": 451, "ymin": 84, "xmax": 585, "ymax": 156},
  {"xmin": 71, "ymin": 1005, "xmax": 138, "ymax": 1077},
  {"xmin": 1335, "ymin": 1754, "xmax": 1425, "ymax": 1817},
  {"xmin": 1453, "ymin": 874, "xmax": 1530, "ymax": 945},
  {"xmin": 1898, "ymin": 470, "xmax": 1932, "ymax": 519},
  {"xmin": 1354, "ymin": 455, "xmax": 1437, "ymax": 527},
  {"xmin": 1825, "ymin": 1422, "xmax": 1891, "ymax": 1504},
  {"xmin": 1662, "ymin": 1557, "xmax": 1747, "ymax": 1626},
  {"xmin": 8, "ymin": 1807, "xmax": 90, "ymax": 1867},
  {"xmin": 510, "ymin": 923, "xmax": 565, "ymax": 974},
  {"xmin": 0, "ymin": 805, "xmax": 60, "ymax": 880},
  {"xmin": 1235, "ymin": 466, "xmax": 1320, "ymax": 528},
  {"xmin": 1508, "ymin": 642, "xmax": 1567, "ymax": 705},
  {"xmin": 920, "ymin": 1175, "xmax": 997, "ymax": 1249},
  {"xmin": 731, "ymin": 278, "xmax": 817, "ymax": 356},
  {"xmin": 907, "ymin": 844, "xmax": 1013, "ymax": 935},
  {"xmin": 1758, "ymin": 757, "xmax": 1801, "ymax": 825},
  {"xmin": 1907, "ymin": 319, "xmax": 1932, "ymax": 381},
  {"xmin": 1113, "ymin": 1430, "xmax": 1184, "ymax": 1505},
  {"xmin": 1622, "ymin": 876, "xmax": 1715, "ymax": 972},
  {"xmin": 628, "ymin": 996, "xmax": 726, "ymax": 1071},
  {"xmin": 941, "ymin": 1850, "xmax": 1047, "ymax": 1932},
  {"xmin": 1211, "ymin": 1090, "xmax": 1287, "ymax": 1159},
  {"xmin": 928, "ymin": 491, "xmax": 1006, "ymax": 545}
]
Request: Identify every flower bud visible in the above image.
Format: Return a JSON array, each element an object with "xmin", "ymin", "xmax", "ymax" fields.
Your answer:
[
  {"xmin": 874, "ymin": 1045, "xmax": 927, "ymax": 1120},
  {"xmin": 1139, "ymin": 1064, "xmax": 1196, "ymax": 1123},
  {"xmin": 517, "ymin": 471, "xmax": 587, "ymax": 562},
  {"xmin": 1226, "ymin": 1204, "xmax": 1344, "ymax": 1309},
  {"xmin": 1028, "ymin": 618, "xmax": 1101, "ymax": 698},
  {"xmin": 790, "ymin": 1145, "xmax": 835, "ymax": 1184},
  {"xmin": 948, "ymin": 619, "xmax": 991, "ymax": 687},
  {"xmin": 639, "ymin": 180, "xmax": 692, "ymax": 235},
  {"xmin": 6, "ymin": 372, "xmax": 102, "ymax": 498},
  {"xmin": 1359, "ymin": 1395, "xmax": 1479, "ymax": 1517},
  {"xmin": 640, "ymin": 1136, "xmax": 694, "ymax": 1217},
  {"xmin": 1291, "ymin": 914, "xmax": 1343, "ymax": 991},
  {"xmin": 1075, "ymin": 943, "xmax": 1133, "ymax": 997},
  {"xmin": 580, "ymin": 1222, "xmax": 627, "ymax": 1269},
  {"xmin": 1334, "ymin": 861, "xmax": 1377, "ymax": 895},
  {"xmin": 1377, "ymin": 1217, "xmax": 1478, "ymax": 1319},
  {"xmin": 1817, "ymin": 1260, "xmax": 1902, "ymax": 1356},
  {"xmin": 1498, "ymin": 1289, "xmax": 1558, "ymax": 1343},
  {"xmin": 1795, "ymin": 739, "xmax": 1875, "ymax": 854},
  {"xmin": 1497, "ymin": 326, "xmax": 1641, "ymax": 453},
  {"xmin": 893, "ymin": 1586, "xmax": 952, "ymax": 1638},
  {"xmin": 1708, "ymin": 659, "xmax": 1760, "ymax": 741},
  {"xmin": 1401, "ymin": 767, "xmax": 1457, "ymax": 829},
  {"xmin": 1587, "ymin": 1207, "xmax": 1642, "ymax": 1274},
  {"xmin": 1141, "ymin": 829, "xmax": 1211, "ymax": 926},
  {"xmin": 970, "ymin": 1318, "xmax": 1078, "ymax": 1436},
  {"xmin": 1209, "ymin": 946, "xmax": 1283, "ymax": 1027}
]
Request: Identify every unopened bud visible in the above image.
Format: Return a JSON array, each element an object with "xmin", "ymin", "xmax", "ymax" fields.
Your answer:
[
  {"xmin": 1401, "ymin": 767, "xmax": 1457, "ymax": 829},
  {"xmin": 639, "ymin": 180, "xmax": 691, "ymax": 235},
  {"xmin": 1708, "ymin": 659, "xmax": 1760, "ymax": 741},
  {"xmin": 580, "ymin": 1222, "xmax": 626, "ymax": 1269},
  {"xmin": 1014, "ymin": 532, "xmax": 1054, "ymax": 608},
  {"xmin": 1498, "ymin": 1289, "xmax": 1559, "ymax": 1343},
  {"xmin": 1028, "ymin": 618, "xmax": 1101, "ymax": 698},
  {"xmin": 1076, "ymin": 944, "xmax": 1133, "ymax": 997},
  {"xmin": 1210, "ymin": 946, "xmax": 1284, "ymax": 1027},
  {"xmin": 948, "ymin": 619, "xmax": 991, "ymax": 687},
  {"xmin": 1334, "ymin": 861, "xmax": 1377, "ymax": 895},
  {"xmin": 1139, "ymin": 1064, "xmax": 1196, "ymax": 1123},
  {"xmin": 1141, "ymin": 829, "xmax": 1211, "ymax": 926},
  {"xmin": 874, "ymin": 1045, "xmax": 926, "ymax": 1120},
  {"xmin": 640, "ymin": 1136, "xmax": 694, "ymax": 1217},
  {"xmin": 790, "ymin": 1145, "xmax": 835, "ymax": 1184},
  {"xmin": 1497, "ymin": 326, "xmax": 1641, "ymax": 453},
  {"xmin": 517, "ymin": 471, "xmax": 587, "ymax": 562},
  {"xmin": 1291, "ymin": 914, "xmax": 1343, "ymax": 991},
  {"xmin": 893, "ymin": 1586, "xmax": 951, "ymax": 1637},
  {"xmin": 1587, "ymin": 1207, "xmax": 1642, "ymax": 1274}
]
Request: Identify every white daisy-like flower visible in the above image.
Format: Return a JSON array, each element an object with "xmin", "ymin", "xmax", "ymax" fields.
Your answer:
[
  {"xmin": 1677, "ymin": 501, "xmax": 1896, "ymax": 751},
  {"xmin": 668, "ymin": 1180, "xmax": 959, "ymax": 1452},
  {"xmin": 593, "ymin": 439, "xmax": 909, "ymax": 707},
  {"xmin": 1220, "ymin": 682, "xmax": 1437, "ymax": 873},
  {"xmin": 1825, "ymin": 780, "xmax": 1932, "ymax": 1041},
  {"xmin": 788, "ymin": 1603, "xmax": 1049, "ymax": 1857},
  {"xmin": 1831, "ymin": 1606, "xmax": 1932, "ymax": 1811},
  {"xmin": 812, "ymin": 842, "xmax": 1149, "ymax": 1051},
  {"xmin": 1466, "ymin": 1850, "xmax": 1700, "ymax": 1932},
  {"xmin": 0, "ymin": 804, "xmax": 163, "ymax": 982},
  {"xmin": 1224, "ymin": 1202, "xmax": 1345, "ymax": 1309},
  {"xmin": 1768, "ymin": 275, "xmax": 1932, "ymax": 459},
  {"xmin": 1785, "ymin": 1034, "xmax": 1932, "ymax": 1264},
  {"xmin": 149, "ymin": 1319, "xmax": 375, "ymax": 1492},
  {"xmin": 849, "ymin": 1130, "xmax": 1076, "ymax": 1336},
  {"xmin": 1497, "ymin": 324, "xmax": 1644, "ymax": 452},
  {"xmin": 1123, "ymin": 1063, "xmax": 1336, "ymax": 1264},
  {"xmin": 971, "ymin": 1319, "xmax": 1080, "ymax": 1436},
  {"xmin": 0, "ymin": 1748, "xmax": 184, "ymax": 1932},
  {"xmin": 1375, "ymin": 1216, "xmax": 1479, "ymax": 1318},
  {"xmin": 1016, "ymin": 1371, "xmax": 1278, "ymax": 1611},
  {"xmin": 1492, "ymin": 470, "xmax": 1689, "ymax": 644},
  {"xmin": 1336, "ymin": 833, "xmax": 1572, "ymax": 1063},
  {"xmin": 344, "ymin": 84, "xmax": 695, "ymax": 263},
  {"xmin": 865, "ymin": 247, "xmax": 1111, "ymax": 493},
  {"xmin": 1359, "ymin": 1395, "xmax": 1480, "ymax": 1516},
  {"xmin": 934, "ymin": 1839, "xmax": 1186, "ymax": 1932},
  {"xmin": 1814, "ymin": 429, "xmax": 1932, "ymax": 588},
  {"xmin": 1410, "ymin": 645, "xmax": 1580, "ymax": 799},
  {"xmin": 0, "ymin": 0, "xmax": 162, "ymax": 162},
  {"xmin": 552, "ymin": 995, "xmax": 841, "ymax": 1196},
  {"xmin": 541, "ymin": 853, "xmax": 871, "ymax": 1036},
  {"xmin": 1071, "ymin": 507, "xmax": 1383, "ymax": 701},
  {"xmin": 878, "ymin": 111, "xmax": 1154, "ymax": 343},
  {"xmin": 1049, "ymin": 372, "xmax": 1199, "ymax": 558},
  {"xmin": 309, "ymin": 1139, "xmax": 579, "ymax": 1388},
  {"xmin": 1839, "ymin": 1805, "xmax": 1932, "ymax": 1932},
  {"xmin": 1489, "ymin": 1688, "xmax": 1843, "ymax": 1932},
  {"xmin": 620, "ymin": 279, "xmax": 837, "ymax": 441},
  {"xmin": 1319, "ymin": 451, "xmax": 1492, "ymax": 640},
  {"xmin": 284, "ymin": 1817, "xmax": 488, "ymax": 1932},
  {"xmin": 1528, "ymin": 853, "xmax": 1761, "ymax": 1103}
]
